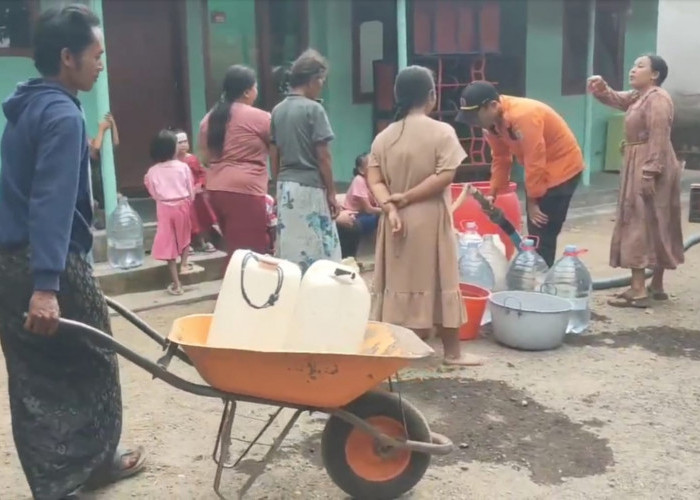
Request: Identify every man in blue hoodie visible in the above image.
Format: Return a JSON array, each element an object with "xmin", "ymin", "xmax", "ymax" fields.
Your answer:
[{"xmin": 0, "ymin": 5, "xmax": 144, "ymax": 499}]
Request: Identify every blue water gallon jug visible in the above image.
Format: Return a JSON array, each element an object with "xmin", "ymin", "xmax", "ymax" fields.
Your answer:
[
  {"xmin": 458, "ymin": 240, "xmax": 495, "ymax": 291},
  {"xmin": 506, "ymin": 238, "xmax": 549, "ymax": 291},
  {"xmin": 107, "ymin": 195, "xmax": 145, "ymax": 270},
  {"xmin": 542, "ymin": 245, "xmax": 592, "ymax": 334}
]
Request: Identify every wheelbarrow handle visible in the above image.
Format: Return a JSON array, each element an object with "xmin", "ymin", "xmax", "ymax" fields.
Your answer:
[
  {"xmin": 105, "ymin": 296, "xmax": 193, "ymax": 367},
  {"xmin": 56, "ymin": 317, "xmax": 225, "ymax": 400}
]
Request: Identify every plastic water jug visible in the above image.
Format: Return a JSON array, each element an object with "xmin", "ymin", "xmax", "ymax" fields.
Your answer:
[
  {"xmin": 459, "ymin": 241, "xmax": 495, "ymax": 291},
  {"xmin": 480, "ymin": 234, "xmax": 508, "ymax": 291},
  {"xmin": 460, "ymin": 221, "xmax": 483, "ymax": 244},
  {"xmin": 506, "ymin": 238, "xmax": 549, "ymax": 291},
  {"xmin": 208, "ymin": 250, "xmax": 302, "ymax": 350},
  {"xmin": 286, "ymin": 260, "xmax": 371, "ymax": 354},
  {"xmin": 107, "ymin": 195, "xmax": 145, "ymax": 270},
  {"xmin": 456, "ymin": 221, "xmax": 483, "ymax": 257},
  {"xmin": 542, "ymin": 245, "xmax": 592, "ymax": 334}
]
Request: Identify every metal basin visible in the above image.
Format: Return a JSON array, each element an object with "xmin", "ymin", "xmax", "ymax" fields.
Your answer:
[{"xmin": 489, "ymin": 291, "xmax": 572, "ymax": 351}]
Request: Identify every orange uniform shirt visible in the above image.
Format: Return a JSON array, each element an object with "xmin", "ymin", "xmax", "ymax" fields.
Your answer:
[{"xmin": 485, "ymin": 96, "xmax": 584, "ymax": 199}]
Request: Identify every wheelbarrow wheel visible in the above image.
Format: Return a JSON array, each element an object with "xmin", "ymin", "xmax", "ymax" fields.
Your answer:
[{"xmin": 321, "ymin": 390, "xmax": 432, "ymax": 500}]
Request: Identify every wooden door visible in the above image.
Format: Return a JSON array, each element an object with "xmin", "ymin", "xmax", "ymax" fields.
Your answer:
[
  {"xmin": 102, "ymin": 0, "xmax": 190, "ymax": 195},
  {"xmin": 255, "ymin": 0, "xmax": 309, "ymax": 111}
]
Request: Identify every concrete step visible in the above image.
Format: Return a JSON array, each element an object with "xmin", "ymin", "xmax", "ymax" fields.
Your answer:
[{"xmin": 95, "ymin": 250, "xmax": 227, "ymax": 296}]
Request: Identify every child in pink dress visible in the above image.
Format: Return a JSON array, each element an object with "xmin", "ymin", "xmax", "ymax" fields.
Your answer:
[{"xmin": 144, "ymin": 130, "xmax": 195, "ymax": 295}]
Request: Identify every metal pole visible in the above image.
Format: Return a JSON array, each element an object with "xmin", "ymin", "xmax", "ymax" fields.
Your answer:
[
  {"xmin": 582, "ymin": 0, "xmax": 596, "ymax": 187},
  {"xmin": 397, "ymin": 0, "xmax": 408, "ymax": 70},
  {"xmin": 90, "ymin": 0, "xmax": 118, "ymax": 217}
]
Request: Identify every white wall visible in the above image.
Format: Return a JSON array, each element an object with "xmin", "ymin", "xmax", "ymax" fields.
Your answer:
[{"xmin": 657, "ymin": 0, "xmax": 700, "ymax": 124}]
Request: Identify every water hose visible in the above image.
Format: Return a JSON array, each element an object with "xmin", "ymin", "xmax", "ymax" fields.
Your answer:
[
  {"xmin": 456, "ymin": 184, "xmax": 700, "ymax": 291},
  {"xmin": 591, "ymin": 233, "xmax": 700, "ymax": 290}
]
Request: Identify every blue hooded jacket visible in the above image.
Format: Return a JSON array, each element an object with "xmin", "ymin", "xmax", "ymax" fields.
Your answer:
[{"xmin": 0, "ymin": 79, "xmax": 93, "ymax": 292}]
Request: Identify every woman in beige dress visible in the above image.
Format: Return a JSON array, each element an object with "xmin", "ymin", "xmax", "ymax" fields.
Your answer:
[
  {"xmin": 367, "ymin": 66, "xmax": 482, "ymax": 366},
  {"xmin": 588, "ymin": 54, "xmax": 684, "ymax": 308}
]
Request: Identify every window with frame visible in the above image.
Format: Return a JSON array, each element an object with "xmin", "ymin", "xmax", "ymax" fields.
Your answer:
[
  {"xmin": 351, "ymin": 0, "xmax": 397, "ymax": 104},
  {"xmin": 561, "ymin": 0, "xmax": 629, "ymax": 95},
  {"xmin": 0, "ymin": 0, "xmax": 37, "ymax": 56}
]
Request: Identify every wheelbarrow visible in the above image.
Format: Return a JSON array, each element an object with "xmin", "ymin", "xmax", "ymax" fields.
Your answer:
[{"xmin": 57, "ymin": 297, "xmax": 454, "ymax": 500}]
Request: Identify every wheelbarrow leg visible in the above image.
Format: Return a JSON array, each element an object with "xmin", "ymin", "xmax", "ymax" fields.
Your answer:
[
  {"xmin": 238, "ymin": 409, "xmax": 303, "ymax": 498},
  {"xmin": 213, "ymin": 400, "xmax": 236, "ymax": 498}
]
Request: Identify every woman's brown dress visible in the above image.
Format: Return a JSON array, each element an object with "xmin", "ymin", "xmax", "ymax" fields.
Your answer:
[
  {"xmin": 369, "ymin": 115, "xmax": 466, "ymax": 330},
  {"xmin": 593, "ymin": 86, "xmax": 684, "ymax": 270}
]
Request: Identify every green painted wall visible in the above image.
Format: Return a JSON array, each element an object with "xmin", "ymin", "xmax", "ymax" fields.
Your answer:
[
  {"xmin": 309, "ymin": 0, "xmax": 375, "ymax": 183},
  {"xmin": 525, "ymin": 0, "xmax": 658, "ymax": 174},
  {"xmin": 205, "ymin": 0, "xmax": 257, "ymax": 108},
  {"xmin": 185, "ymin": 0, "xmax": 207, "ymax": 148},
  {"xmin": 0, "ymin": 14, "xmax": 101, "ymax": 156}
]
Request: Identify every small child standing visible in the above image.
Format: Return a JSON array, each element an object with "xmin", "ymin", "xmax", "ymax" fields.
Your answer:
[
  {"xmin": 265, "ymin": 193, "xmax": 278, "ymax": 254},
  {"xmin": 174, "ymin": 130, "xmax": 218, "ymax": 253},
  {"xmin": 145, "ymin": 130, "xmax": 195, "ymax": 295}
]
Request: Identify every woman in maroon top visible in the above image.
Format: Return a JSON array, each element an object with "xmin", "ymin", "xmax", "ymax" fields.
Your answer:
[{"xmin": 198, "ymin": 65, "xmax": 272, "ymax": 257}]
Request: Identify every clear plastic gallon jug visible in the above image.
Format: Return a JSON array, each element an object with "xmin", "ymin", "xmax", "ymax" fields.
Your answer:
[
  {"xmin": 459, "ymin": 241, "xmax": 495, "ymax": 291},
  {"xmin": 455, "ymin": 221, "xmax": 483, "ymax": 255},
  {"xmin": 480, "ymin": 234, "xmax": 508, "ymax": 291},
  {"xmin": 506, "ymin": 238, "xmax": 549, "ymax": 291},
  {"xmin": 542, "ymin": 245, "xmax": 592, "ymax": 334},
  {"xmin": 287, "ymin": 260, "xmax": 371, "ymax": 354},
  {"xmin": 208, "ymin": 250, "xmax": 302, "ymax": 350},
  {"xmin": 107, "ymin": 195, "xmax": 145, "ymax": 269}
]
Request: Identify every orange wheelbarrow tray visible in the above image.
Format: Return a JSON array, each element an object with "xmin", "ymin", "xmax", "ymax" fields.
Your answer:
[{"xmin": 58, "ymin": 297, "xmax": 455, "ymax": 500}]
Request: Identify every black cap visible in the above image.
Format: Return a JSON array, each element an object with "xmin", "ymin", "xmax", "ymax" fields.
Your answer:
[{"xmin": 455, "ymin": 81, "xmax": 500, "ymax": 126}]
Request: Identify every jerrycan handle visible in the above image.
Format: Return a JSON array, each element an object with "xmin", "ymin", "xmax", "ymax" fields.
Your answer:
[
  {"xmin": 332, "ymin": 267, "xmax": 357, "ymax": 282},
  {"xmin": 240, "ymin": 252, "xmax": 284, "ymax": 310}
]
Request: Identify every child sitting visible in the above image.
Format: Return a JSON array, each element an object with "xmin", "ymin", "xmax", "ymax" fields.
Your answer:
[
  {"xmin": 337, "ymin": 153, "xmax": 381, "ymax": 258},
  {"xmin": 144, "ymin": 130, "xmax": 195, "ymax": 296},
  {"xmin": 174, "ymin": 130, "xmax": 218, "ymax": 253}
]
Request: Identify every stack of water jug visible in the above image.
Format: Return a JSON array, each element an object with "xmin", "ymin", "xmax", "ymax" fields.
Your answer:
[
  {"xmin": 206, "ymin": 250, "xmax": 371, "ymax": 354},
  {"xmin": 456, "ymin": 222, "xmax": 593, "ymax": 334}
]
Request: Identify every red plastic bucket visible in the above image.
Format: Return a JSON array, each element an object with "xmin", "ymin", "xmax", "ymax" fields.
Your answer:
[
  {"xmin": 458, "ymin": 283, "xmax": 490, "ymax": 341},
  {"xmin": 451, "ymin": 181, "xmax": 522, "ymax": 259}
]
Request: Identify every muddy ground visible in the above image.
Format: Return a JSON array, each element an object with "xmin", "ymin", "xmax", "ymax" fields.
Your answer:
[{"xmin": 2, "ymin": 212, "xmax": 700, "ymax": 499}]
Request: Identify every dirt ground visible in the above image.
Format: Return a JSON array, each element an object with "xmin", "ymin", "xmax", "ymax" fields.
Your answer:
[{"xmin": 2, "ymin": 212, "xmax": 700, "ymax": 499}]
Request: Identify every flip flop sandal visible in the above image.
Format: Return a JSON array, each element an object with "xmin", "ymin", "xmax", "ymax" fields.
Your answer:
[
  {"xmin": 611, "ymin": 289, "xmax": 635, "ymax": 299},
  {"xmin": 167, "ymin": 283, "xmax": 184, "ymax": 296},
  {"xmin": 607, "ymin": 295, "xmax": 650, "ymax": 309},
  {"xmin": 647, "ymin": 286, "xmax": 669, "ymax": 301},
  {"xmin": 202, "ymin": 242, "xmax": 217, "ymax": 253},
  {"xmin": 84, "ymin": 446, "xmax": 146, "ymax": 490}
]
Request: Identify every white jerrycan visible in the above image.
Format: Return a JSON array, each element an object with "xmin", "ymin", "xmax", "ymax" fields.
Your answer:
[
  {"xmin": 208, "ymin": 250, "xmax": 302, "ymax": 350},
  {"xmin": 286, "ymin": 260, "xmax": 371, "ymax": 354}
]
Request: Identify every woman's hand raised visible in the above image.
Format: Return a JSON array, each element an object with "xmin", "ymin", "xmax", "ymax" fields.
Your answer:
[{"xmin": 587, "ymin": 75, "xmax": 606, "ymax": 94}]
